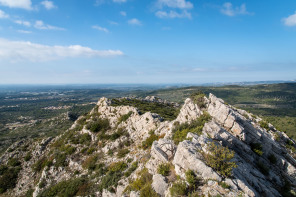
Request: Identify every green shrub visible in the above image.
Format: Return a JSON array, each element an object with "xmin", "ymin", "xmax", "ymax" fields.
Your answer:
[
  {"xmin": 170, "ymin": 181, "xmax": 187, "ymax": 197},
  {"xmin": 24, "ymin": 152, "xmax": 32, "ymax": 161},
  {"xmin": 108, "ymin": 161, "xmax": 128, "ymax": 172},
  {"xmin": 218, "ymin": 181, "xmax": 231, "ymax": 189},
  {"xmin": 61, "ymin": 145, "xmax": 76, "ymax": 155},
  {"xmin": 118, "ymin": 111, "xmax": 133, "ymax": 124},
  {"xmin": 126, "ymin": 168, "xmax": 153, "ymax": 192},
  {"xmin": 39, "ymin": 179, "xmax": 47, "ymax": 188},
  {"xmin": 142, "ymin": 131, "xmax": 159, "ymax": 149},
  {"xmin": 111, "ymin": 98, "xmax": 180, "ymax": 121},
  {"xmin": 185, "ymin": 170, "xmax": 200, "ymax": 191},
  {"xmin": 157, "ymin": 163, "xmax": 171, "ymax": 176},
  {"xmin": 124, "ymin": 162, "xmax": 138, "ymax": 177},
  {"xmin": 33, "ymin": 157, "xmax": 52, "ymax": 172},
  {"xmin": 71, "ymin": 133, "xmax": 91, "ymax": 145},
  {"xmin": 8, "ymin": 158, "xmax": 21, "ymax": 167},
  {"xmin": 202, "ymin": 142, "xmax": 237, "ymax": 178},
  {"xmin": 99, "ymin": 171, "xmax": 122, "ymax": 192},
  {"xmin": 37, "ymin": 177, "xmax": 89, "ymax": 197},
  {"xmin": 82, "ymin": 155, "xmax": 98, "ymax": 171},
  {"xmin": 0, "ymin": 165, "xmax": 8, "ymax": 175},
  {"xmin": 260, "ymin": 120, "xmax": 269, "ymax": 131},
  {"xmin": 139, "ymin": 184, "xmax": 159, "ymax": 197},
  {"xmin": 54, "ymin": 153, "xmax": 67, "ymax": 167},
  {"xmin": 86, "ymin": 118, "xmax": 110, "ymax": 133},
  {"xmin": 87, "ymin": 147, "xmax": 96, "ymax": 155},
  {"xmin": 257, "ymin": 161, "xmax": 269, "ymax": 175},
  {"xmin": 25, "ymin": 188, "xmax": 34, "ymax": 197},
  {"xmin": 173, "ymin": 113, "xmax": 211, "ymax": 144},
  {"xmin": 117, "ymin": 149, "xmax": 130, "ymax": 158},
  {"xmin": 268, "ymin": 154, "xmax": 277, "ymax": 164},
  {"xmin": 250, "ymin": 143, "xmax": 263, "ymax": 156},
  {"xmin": 0, "ymin": 166, "xmax": 21, "ymax": 194},
  {"xmin": 190, "ymin": 91, "xmax": 206, "ymax": 109}
]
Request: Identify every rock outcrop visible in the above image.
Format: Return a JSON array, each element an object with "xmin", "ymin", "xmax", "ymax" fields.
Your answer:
[{"xmin": 0, "ymin": 94, "xmax": 295, "ymax": 197}]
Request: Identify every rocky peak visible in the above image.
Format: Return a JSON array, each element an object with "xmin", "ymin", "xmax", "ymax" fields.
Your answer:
[{"xmin": 0, "ymin": 94, "xmax": 295, "ymax": 197}]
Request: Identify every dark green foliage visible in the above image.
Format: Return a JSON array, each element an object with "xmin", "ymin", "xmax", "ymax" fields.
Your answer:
[
  {"xmin": 172, "ymin": 113, "xmax": 211, "ymax": 144},
  {"xmin": 218, "ymin": 181, "xmax": 231, "ymax": 189},
  {"xmin": 190, "ymin": 91, "xmax": 206, "ymax": 109},
  {"xmin": 268, "ymin": 154, "xmax": 277, "ymax": 164},
  {"xmin": 0, "ymin": 165, "xmax": 8, "ymax": 175},
  {"xmin": 98, "ymin": 161, "xmax": 128, "ymax": 192},
  {"xmin": 25, "ymin": 188, "xmax": 34, "ymax": 197},
  {"xmin": 86, "ymin": 118, "xmax": 110, "ymax": 133},
  {"xmin": 37, "ymin": 177, "xmax": 90, "ymax": 197},
  {"xmin": 82, "ymin": 155, "xmax": 98, "ymax": 171},
  {"xmin": 202, "ymin": 142, "xmax": 237, "ymax": 178},
  {"xmin": 280, "ymin": 179, "xmax": 296, "ymax": 197},
  {"xmin": 250, "ymin": 142, "xmax": 263, "ymax": 156},
  {"xmin": 54, "ymin": 153, "xmax": 67, "ymax": 167},
  {"xmin": 117, "ymin": 148, "xmax": 130, "ymax": 158},
  {"xmin": 157, "ymin": 163, "xmax": 171, "ymax": 176},
  {"xmin": 257, "ymin": 161, "xmax": 269, "ymax": 175},
  {"xmin": 185, "ymin": 170, "xmax": 201, "ymax": 191},
  {"xmin": 33, "ymin": 157, "xmax": 52, "ymax": 172},
  {"xmin": 8, "ymin": 158, "xmax": 21, "ymax": 167},
  {"xmin": 24, "ymin": 152, "xmax": 32, "ymax": 161},
  {"xmin": 118, "ymin": 111, "xmax": 133, "ymax": 124},
  {"xmin": 126, "ymin": 168, "xmax": 156, "ymax": 196},
  {"xmin": 111, "ymin": 98, "xmax": 180, "ymax": 121},
  {"xmin": 142, "ymin": 131, "xmax": 159, "ymax": 149},
  {"xmin": 70, "ymin": 133, "xmax": 92, "ymax": 145},
  {"xmin": 124, "ymin": 162, "xmax": 138, "ymax": 177},
  {"xmin": 0, "ymin": 166, "xmax": 21, "ymax": 193},
  {"xmin": 61, "ymin": 145, "xmax": 76, "ymax": 155},
  {"xmin": 170, "ymin": 181, "xmax": 187, "ymax": 196},
  {"xmin": 86, "ymin": 147, "xmax": 96, "ymax": 155},
  {"xmin": 39, "ymin": 179, "xmax": 47, "ymax": 188},
  {"xmin": 260, "ymin": 120, "xmax": 270, "ymax": 131}
]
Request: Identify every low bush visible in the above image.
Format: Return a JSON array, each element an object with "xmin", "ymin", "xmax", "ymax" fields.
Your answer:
[
  {"xmin": 157, "ymin": 163, "xmax": 171, "ymax": 176},
  {"xmin": 24, "ymin": 152, "xmax": 32, "ymax": 161},
  {"xmin": 268, "ymin": 154, "xmax": 277, "ymax": 164},
  {"xmin": 117, "ymin": 149, "xmax": 130, "ymax": 158},
  {"xmin": 250, "ymin": 142, "xmax": 263, "ymax": 156},
  {"xmin": 54, "ymin": 153, "xmax": 67, "ymax": 167},
  {"xmin": 118, "ymin": 111, "xmax": 133, "ymax": 124},
  {"xmin": 82, "ymin": 155, "xmax": 98, "ymax": 171},
  {"xmin": 257, "ymin": 161, "xmax": 269, "ymax": 176},
  {"xmin": 170, "ymin": 181, "xmax": 187, "ymax": 197},
  {"xmin": 124, "ymin": 162, "xmax": 138, "ymax": 177},
  {"xmin": 33, "ymin": 157, "xmax": 52, "ymax": 172},
  {"xmin": 185, "ymin": 170, "xmax": 200, "ymax": 191},
  {"xmin": 142, "ymin": 131, "xmax": 159, "ymax": 149},
  {"xmin": 0, "ymin": 166, "xmax": 21, "ymax": 194},
  {"xmin": 190, "ymin": 91, "xmax": 206, "ymax": 109},
  {"xmin": 218, "ymin": 181, "xmax": 231, "ymax": 189},
  {"xmin": 86, "ymin": 118, "xmax": 110, "ymax": 133},
  {"xmin": 202, "ymin": 142, "xmax": 237, "ymax": 178},
  {"xmin": 37, "ymin": 177, "xmax": 90, "ymax": 197},
  {"xmin": 8, "ymin": 158, "xmax": 21, "ymax": 167},
  {"xmin": 260, "ymin": 120, "xmax": 269, "ymax": 131},
  {"xmin": 173, "ymin": 113, "xmax": 211, "ymax": 144}
]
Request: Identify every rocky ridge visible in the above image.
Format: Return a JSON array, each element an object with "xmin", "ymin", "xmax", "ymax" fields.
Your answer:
[{"xmin": 0, "ymin": 94, "xmax": 295, "ymax": 197}]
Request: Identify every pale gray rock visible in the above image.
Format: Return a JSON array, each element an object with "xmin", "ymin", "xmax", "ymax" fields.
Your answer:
[{"xmin": 152, "ymin": 174, "xmax": 168, "ymax": 196}]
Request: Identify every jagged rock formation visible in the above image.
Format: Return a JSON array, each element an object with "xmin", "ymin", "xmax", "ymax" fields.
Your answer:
[{"xmin": 0, "ymin": 94, "xmax": 296, "ymax": 197}]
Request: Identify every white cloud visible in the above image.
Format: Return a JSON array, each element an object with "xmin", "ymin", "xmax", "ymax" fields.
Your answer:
[
  {"xmin": 283, "ymin": 12, "xmax": 296, "ymax": 26},
  {"xmin": 0, "ymin": 0, "xmax": 32, "ymax": 10},
  {"xmin": 109, "ymin": 21, "xmax": 118, "ymax": 25},
  {"xmin": 17, "ymin": 30, "xmax": 32, "ymax": 34},
  {"xmin": 113, "ymin": 0, "xmax": 126, "ymax": 3},
  {"xmin": 15, "ymin": 20, "xmax": 31, "ymax": 27},
  {"xmin": 155, "ymin": 10, "xmax": 191, "ymax": 19},
  {"xmin": 0, "ymin": 38, "xmax": 124, "ymax": 62},
  {"xmin": 120, "ymin": 11, "xmax": 126, "ymax": 16},
  {"xmin": 34, "ymin": 20, "xmax": 65, "ymax": 30},
  {"xmin": 0, "ymin": 9, "xmax": 9, "ymax": 18},
  {"xmin": 92, "ymin": 25, "xmax": 109, "ymax": 33},
  {"xmin": 128, "ymin": 18, "xmax": 142, "ymax": 26},
  {"xmin": 156, "ymin": 0, "xmax": 193, "ymax": 9},
  {"xmin": 221, "ymin": 2, "xmax": 253, "ymax": 16},
  {"xmin": 41, "ymin": 0, "xmax": 56, "ymax": 10}
]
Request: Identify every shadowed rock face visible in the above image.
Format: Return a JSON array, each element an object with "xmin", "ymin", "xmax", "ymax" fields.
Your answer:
[{"xmin": 1, "ymin": 94, "xmax": 295, "ymax": 197}]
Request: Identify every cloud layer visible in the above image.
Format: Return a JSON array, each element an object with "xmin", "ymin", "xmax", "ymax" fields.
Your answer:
[
  {"xmin": 221, "ymin": 2, "xmax": 252, "ymax": 17},
  {"xmin": 0, "ymin": 38, "xmax": 124, "ymax": 62},
  {"xmin": 0, "ymin": 0, "xmax": 32, "ymax": 10},
  {"xmin": 41, "ymin": 0, "xmax": 56, "ymax": 10},
  {"xmin": 283, "ymin": 12, "xmax": 296, "ymax": 26}
]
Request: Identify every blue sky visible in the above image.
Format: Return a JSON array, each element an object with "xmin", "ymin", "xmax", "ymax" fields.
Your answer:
[{"xmin": 0, "ymin": 0, "xmax": 295, "ymax": 84}]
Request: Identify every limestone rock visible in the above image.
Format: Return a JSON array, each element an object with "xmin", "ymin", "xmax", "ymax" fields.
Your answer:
[{"xmin": 152, "ymin": 174, "xmax": 168, "ymax": 196}]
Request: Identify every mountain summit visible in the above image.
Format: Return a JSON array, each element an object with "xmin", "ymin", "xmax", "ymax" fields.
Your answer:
[{"xmin": 0, "ymin": 93, "xmax": 295, "ymax": 197}]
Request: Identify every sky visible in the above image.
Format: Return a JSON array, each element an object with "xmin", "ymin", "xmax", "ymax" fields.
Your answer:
[{"xmin": 0, "ymin": 0, "xmax": 296, "ymax": 84}]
